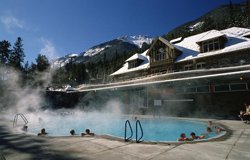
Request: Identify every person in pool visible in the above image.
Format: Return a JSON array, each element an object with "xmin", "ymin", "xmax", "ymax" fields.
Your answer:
[
  {"xmin": 200, "ymin": 127, "xmax": 213, "ymax": 138},
  {"xmin": 22, "ymin": 125, "xmax": 28, "ymax": 132},
  {"xmin": 38, "ymin": 128, "xmax": 48, "ymax": 136},
  {"xmin": 178, "ymin": 133, "xmax": 190, "ymax": 141},
  {"xmin": 190, "ymin": 132, "xmax": 205, "ymax": 140},
  {"xmin": 81, "ymin": 129, "xmax": 95, "ymax": 136},
  {"xmin": 215, "ymin": 126, "xmax": 225, "ymax": 134},
  {"xmin": 207, "ymin": 127, "xmax": 212, "ymax": 133},
  {"xmin": 70, "ymin": 129, "xmax": 76, "ymax": 135}
]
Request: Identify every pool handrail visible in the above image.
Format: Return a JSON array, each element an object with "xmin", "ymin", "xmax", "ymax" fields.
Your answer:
[
  {"xmin": 13, "ymin": 113, "xmax": 28, "ymax": 127},
  {"xmin": 136, "ymin": 120, "xmax": 144, "ymax": 143},
  {"xmin": 124, "ymin": 120, "xmax": 133, "ymax": 142}
]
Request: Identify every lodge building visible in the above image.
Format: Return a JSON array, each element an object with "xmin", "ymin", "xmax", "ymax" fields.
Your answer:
[{"xmin": 110, "ymin": 27, "xmax": 250, "ymax": 81}]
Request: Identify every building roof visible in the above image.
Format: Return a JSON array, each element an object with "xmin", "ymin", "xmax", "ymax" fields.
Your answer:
[
  {"xmin": 223, "ymin": 27, "xmax": 250, "ymax": 37},
  {"xmin": 125, "ymin": 53, "xmax": 147, "ymax": 62},
  {"xmin": 196, "ymin": 30, "xmax": 225, "ymax": 43},
  {"xmin": 110, "ymin": 27, "xmax": 250, "ymax": 77},
  {"xmin": 170, "ymin": 37, "xmax": 183, "ymax": 44},
  {"xmin": 174, "ymin": 27, "xmax": 250, "ymax": 62},
  {"xmin": 110, "ymin": 49, "xmax": 149, "ymax": 76}
]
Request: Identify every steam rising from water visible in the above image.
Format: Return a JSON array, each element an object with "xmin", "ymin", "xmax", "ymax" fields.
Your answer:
[
  {"xmin": 0, "ymin": 64, "xmax": 227, "ymax": 130},
  {"xmin": 1, "ymin": 68, "xmax": 128, "ymax": 133},
  {"xmin": 0, "ymin": 65, "xmax": 127, "ymax": 133},
  {"xmin": 0, "ymin": 66, "xmax": 51, "ymax": 114}
]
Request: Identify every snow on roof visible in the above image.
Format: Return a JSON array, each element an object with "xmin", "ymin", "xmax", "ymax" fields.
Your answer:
[
  {"xmin": 158, "ymin": 37, "xmax": 174, "ymax": 48},
  {"xmin": 158, "ymin": 37, "xmax": 182, "ymax": 52},
  {"xmin": 110, "ymin": 49, "xmax": 149, "ymax": 76},
  {"xmin": 222, "ymin": 27, "xmax": 250, "ymax": 37},
  {"xmin": 174, "ymin": 27, "xmax": 250, "ymax": 62},
  {"xmin": 125, "ymin": 53, "xmax": 147, "ymax": 62},
  {"xmin": 196, "ymin": 30, "xmax": 225, "ymax": 43},
  {"xmin": 170, "ymin": 37, "xmax": 183, "ymax": 44},
  {"xmin": 111, "ymin": 27, "xmax": 250, "ymax": 76}
]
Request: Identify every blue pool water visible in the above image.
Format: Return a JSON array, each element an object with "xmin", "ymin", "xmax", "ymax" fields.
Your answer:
[{"xmin": 27, "ymin": 113, "xmax": 222, "ymax": 142}]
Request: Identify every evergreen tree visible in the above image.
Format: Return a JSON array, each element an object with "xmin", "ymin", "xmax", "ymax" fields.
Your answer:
[
  {"xmin": 36, "ymin": 54, "xmax": 50, "ymax": 72},
  {"xmin": 0, "ymin": 40, "xmax": 11, "ymax": 65},
  {"xmin": 10, "ymin": 37, "xmax": 25, "ymax": 70},
  {"xmin": 51, "ymin": 67, "xmax": 68, "ymax": 88},
  {"xmin": 200, "ymin": 17, "xmax": 217, "ymax": 32},
  {"xmin": 103, "ymin": 52, "xmax": 107, "ymax": 80},
  {"xmin": 229, "ymin": 0, "xmax": 236, "ymax": 26},
  {"xmin": 245, "ymin": 0, "xmax": 250, "ymax": 27}
]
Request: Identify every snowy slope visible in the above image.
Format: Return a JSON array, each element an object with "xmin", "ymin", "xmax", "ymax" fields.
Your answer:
[
  {"xmin": 51, "ymin": 35, "xmax": 153, "ymax": 67},
  {"xmin": 188, "ymin": 21, "xmax": 204, "ymax": 32},
  {"xmin": 83, "ymin": 45, "xmax": 111, "ymax": 57},
  {"xmin": 82, "ymin": 35, "xmax": 153, "ymax": 57},
  {"xmin": 118, "ymin": 35, "xmax": 153, "ymax": 48},
  {"xmin": 51, "ymin": 53, "xmax": 79, "ymax": 68}
]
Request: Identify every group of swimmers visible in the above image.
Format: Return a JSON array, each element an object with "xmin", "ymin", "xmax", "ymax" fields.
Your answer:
[
  {"xmin": 178, "ymin": 132, "xmax": 205, "ymax": 141},
  {"xmin": 70, "ymin": 129, "xmax": 95, "ymax": 136},
  {"xmin": 37, "ymin": 128, "xmax": 95, "ymax": 136},
  {"xmin": 178, "ymin": 121, "xmax": 224, "ymax": 141}
]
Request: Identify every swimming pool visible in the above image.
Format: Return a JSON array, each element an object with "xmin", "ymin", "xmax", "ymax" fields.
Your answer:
[{"xmin": 25, "ymin": 112, "xmax": 224, "ymax": 142}]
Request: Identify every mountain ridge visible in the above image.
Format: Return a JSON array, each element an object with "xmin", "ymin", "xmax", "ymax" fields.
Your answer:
[
  {"xmin": 163, "ymin": 2, "xmax": 249, "ymax": 40},
  {"xmin": 51, "ymin": 35, "xmax": 153, "ymax": 68}
]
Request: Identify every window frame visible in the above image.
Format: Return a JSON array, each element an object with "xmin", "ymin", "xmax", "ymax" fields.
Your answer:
[{"xmin": 202, "ymin": 38, "xmax": 221, "ymax": 53}]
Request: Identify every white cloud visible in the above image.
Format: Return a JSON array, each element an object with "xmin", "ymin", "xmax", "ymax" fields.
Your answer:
[
  {"xmin": 0, "ymin": 15, "xmax": 24, "ymax": 30},
  {"xmin": 40, "ymin": 38, "xmax": 58, "ymax": 60}
]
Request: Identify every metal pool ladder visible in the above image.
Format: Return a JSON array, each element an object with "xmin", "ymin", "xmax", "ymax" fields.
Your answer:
[
  {"xmin": 13, "ymin": 113, "xmax": 28, "ymax": 127},
  {"xmin": 136, "ymin": 120, "xmax": 143, "ymax": 143},
  {"xmin": 124, "ymin": 119, "xmax": 144, "ymax": 143},
  {"xmin": 124, "ymin": 120, "xmax": 133, "ymax": 142}
]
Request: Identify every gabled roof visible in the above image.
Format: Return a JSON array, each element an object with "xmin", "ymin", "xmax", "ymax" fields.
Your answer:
[
  {"xmin": 110, "ymin": 49, "xmax": 149, "ymax": 76},
  {"xmin": 110, "ymin": 27, "xmax": 250, "ymax": 77},
  {"xmin": 125, "ymin": 53, "xmax": 147, "ymax": 62},
  {"xmin": 158, "ymin": 37, "xmax": 176, "ymax": 49},
  {"xmin": 173, "ymin": 27, "xmax": 250, "ymax": 62},
  {"xmin": 146, "ymin": 37, "xmax": 181, "ymax": 56},
  {"xmin": 222, "ymin": 27, "xmax": 250, "ymax": 37},
  {"xmin": 170, "ymin": 37, "xmax": 183, "ymax": 44},
  {"xmin": 196, "ymin": 30, "xmax": 225, "ymax": 43}
]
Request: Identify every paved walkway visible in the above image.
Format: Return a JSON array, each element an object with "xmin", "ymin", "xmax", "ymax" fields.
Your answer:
[{"xmin": 0, "ymin": 119, "xmax": 250, "ymax": 160}]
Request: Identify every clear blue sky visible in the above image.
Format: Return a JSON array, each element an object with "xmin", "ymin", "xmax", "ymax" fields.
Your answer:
[{"xmin": 0, "ymin": 0, "xmax": 245, "ymax": 63}]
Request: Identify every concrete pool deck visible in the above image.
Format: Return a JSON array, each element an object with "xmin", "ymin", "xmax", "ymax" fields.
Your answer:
[{"xmin": 0, "ymin": 119, "xmax": 250, "ymax": 160}]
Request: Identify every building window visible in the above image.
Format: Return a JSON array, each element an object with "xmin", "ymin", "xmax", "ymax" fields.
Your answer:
[
  {"xmin": 185, "ymin": 87, "xmax": 196, "ymax": 93},
  {"xmin": 230, "ymin": 83, "xmax": 247, "ymax": 91},
  {"xmin": 196, "ymin": 62, "xmax": 206, "ymax": 69},
  {"xmin": 184, "ymin": 64, "xmax": 193, "ymax": 71},
  {"xmin": 154, "ymin": 48, "xmax": 166, "ymax": 61},
  {"xmin": 202, "ymin": 38, "xmax": 220, "ymax": 53},
  {"xmin": 214, "ymin": 84, "xmax": 229, "ymax": 92},
  {"xmin": 128, "ymin": 61, "xmax": 138, "ymax": 69},
  {"xmin": 197, "ymin": 86, "xmax": 209, "ymax": 93}
]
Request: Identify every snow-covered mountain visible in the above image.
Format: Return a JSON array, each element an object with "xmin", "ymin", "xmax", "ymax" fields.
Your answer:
[
  {"xmin": 51, "ymin": 53, "xmax": 80, "ymax": 68},
  {"xmin": 51, "ymin": 35, "xmax": 153, "ymax": 68},
  {"xmin": 118, "ymin": 35, "xmax": 153, "ymax": 48},
  {"xmin": 188, "ymin": 21, "xmax": 204, "ymax": 32},
  {"xmin": 82, "ymin": 35, "xmax": 153, "ymax": 57},
  {"xmin": 83, "ymin": 45, "xmax": 111, "ymax": 57}
]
